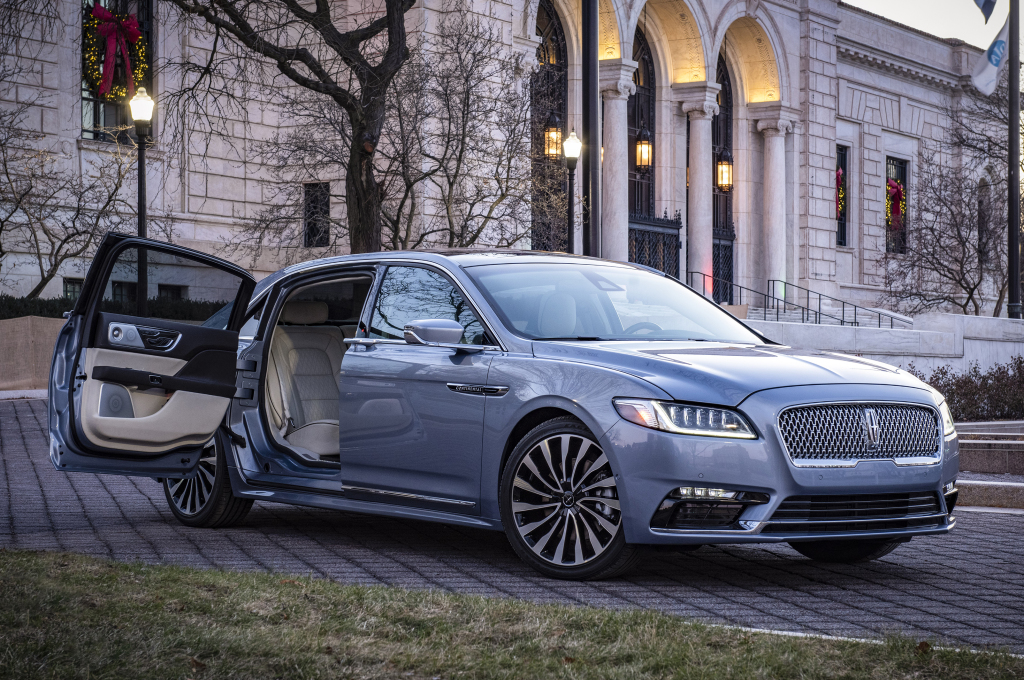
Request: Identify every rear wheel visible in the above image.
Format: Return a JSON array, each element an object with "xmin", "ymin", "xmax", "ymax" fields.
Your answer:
[
  {"xmin": 499, "ymin": 417, "xmax": 639, "ymax": 580},
  {"xmin": 789, "ymin": 538, "xmax": 903, "ymax": 563},
  {"xmin": 163, "ymin": 434, "xmax": 252, "ymax": 528}
]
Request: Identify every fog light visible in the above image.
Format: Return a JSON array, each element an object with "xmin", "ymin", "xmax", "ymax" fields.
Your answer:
[
  {"xmin": 651, "ymin": 487, "xmax": 770, "ymax": 530},
  {"xmin": 943, "ymin": 481, "xmax": 958, "ymax": 515}
]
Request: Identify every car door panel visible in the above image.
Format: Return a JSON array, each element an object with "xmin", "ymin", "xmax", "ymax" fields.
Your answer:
[
  {"xmin": 48, "ymin": 233, "xmax": 254, "ymax": 477},
  {"xmin": 339, "ymin": 345, "xmax": 491, "ymax": 508},
  {"xmin": 336, "ymin": 264, "xmax": 498, "ymax": 514}
]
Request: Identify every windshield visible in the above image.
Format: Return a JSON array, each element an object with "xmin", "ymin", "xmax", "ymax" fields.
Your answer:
[{"xmin": 464, "ymin": 262, "xmax": 764, "ymax": 343}]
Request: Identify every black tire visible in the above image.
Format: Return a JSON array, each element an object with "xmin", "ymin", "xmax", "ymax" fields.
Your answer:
[
  {"xmin": 499, "ymin": 416, "xmax": 639, "ymax": 580},
  {"xmin": 789, "ymin": 538, "xmax": 903, "ymax": 563},
  {"xmin": 163, "ymin": 433, "xmax": 252, "ymax": 528}
]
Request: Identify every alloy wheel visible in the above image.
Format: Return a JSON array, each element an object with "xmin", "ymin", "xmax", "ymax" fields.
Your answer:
[
  {"xmin": 164, "ymin": 442, "xmax": 217, "ymax": 516},
  {"xmin": 510, "ymin": 433, "xmax": 622, "ymax": 567}
]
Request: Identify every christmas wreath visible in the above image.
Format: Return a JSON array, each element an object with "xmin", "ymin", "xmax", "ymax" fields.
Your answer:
[{"xmin": 82, "ymin": 2, "xmax": 147, "ymax": 102}]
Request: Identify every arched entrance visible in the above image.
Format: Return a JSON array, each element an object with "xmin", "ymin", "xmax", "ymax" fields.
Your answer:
[
  {"xmin": 712, "ymin": 53, "xmax": 734, "ymax": 302},
  {"xmin": 530, "ymin": 0, "xmax": 568, "ymax": 251},
  {"xmin": 625, "ymin": 24, "xmax": 682, "ymax": 276}
]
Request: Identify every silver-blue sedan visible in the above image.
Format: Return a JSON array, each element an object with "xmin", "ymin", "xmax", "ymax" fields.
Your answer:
[{"xmin": 49, "ymin": 233, "xmax": 959, "ymax": 580}]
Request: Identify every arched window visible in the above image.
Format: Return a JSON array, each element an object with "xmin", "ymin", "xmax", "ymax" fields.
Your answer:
[
  {"xmin": 628, "ymin": 27, "xmax": 655, "ymax": 218},
  {"xmin": 530, "ymin": 0, "xmax": 568, "ymax": 251},
  {"xmin": 711, "ymin": 54, "xmax": 734, "ymax": 302}
]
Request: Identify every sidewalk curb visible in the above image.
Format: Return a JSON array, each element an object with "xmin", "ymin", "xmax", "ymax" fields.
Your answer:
[
  {"xmin": 0, "ymin": 389, "xmax": 47, "ymax": 401},
  {"xmin": 957, "ymin": 480, "xmax": 1024, "ymax": 510}
]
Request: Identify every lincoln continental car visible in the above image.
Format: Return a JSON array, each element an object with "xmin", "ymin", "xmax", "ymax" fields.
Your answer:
[{"xmin": 49, "ymin": 234, "xmax": 959, "ymax": 579}]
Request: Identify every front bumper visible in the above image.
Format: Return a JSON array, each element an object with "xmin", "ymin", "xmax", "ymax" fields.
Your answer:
[{"xmin": 605, "ymin": 384, "xmax": 960, "ymax": 545}]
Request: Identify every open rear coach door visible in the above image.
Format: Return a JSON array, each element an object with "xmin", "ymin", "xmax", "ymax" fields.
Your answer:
[{"xmin": 48, "ymin": 233, "xmax": 255, "ymax": 477}]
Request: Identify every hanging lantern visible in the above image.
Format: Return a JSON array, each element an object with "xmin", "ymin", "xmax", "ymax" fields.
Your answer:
[
  {"xmin": 717, "ymin": 149, "xmax": 734, "ymax": 192},
  {"xmin": 544, "ymin": 112, "xmax": 562, "ymax": 159},
  {"xmin": 635, "ymin": 125, "xmax": 652, "ymax": 173}
]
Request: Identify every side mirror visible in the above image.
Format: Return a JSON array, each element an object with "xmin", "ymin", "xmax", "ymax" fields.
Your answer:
[{"xmin": 404, "ymin": 319, "xmax": 465, "ymax": 345}]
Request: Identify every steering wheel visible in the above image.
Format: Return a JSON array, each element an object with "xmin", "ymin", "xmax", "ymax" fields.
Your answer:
[{"xmin": 623, "ymin": 321, "xmax": 663, "ymax": 335}]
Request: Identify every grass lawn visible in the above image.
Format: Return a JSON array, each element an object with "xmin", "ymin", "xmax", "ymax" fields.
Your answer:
[{"xmin": 1, "ymin": 549, "xmax": 1021, "ymax": 679}]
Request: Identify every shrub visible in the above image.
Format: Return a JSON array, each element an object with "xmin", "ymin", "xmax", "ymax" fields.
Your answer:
[
  {"xmin": 0, "ymin": 294, "xmax": 74, "ymax": 320},
  {"xmin": 907, "ymin": 357, "xmax": 1024, "ymax": 422}
]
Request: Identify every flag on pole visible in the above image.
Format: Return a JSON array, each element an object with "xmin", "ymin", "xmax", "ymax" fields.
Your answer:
[
  {"xmin": 972, "ymin": 14, "xmax": 1010, "ymax": 95},
  {"xmin": 975, "ymin": 0, "xmax": 997, "ymax": 23}
]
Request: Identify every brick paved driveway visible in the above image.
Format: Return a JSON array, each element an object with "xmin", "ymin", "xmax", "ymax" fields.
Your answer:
[{"xmin": 3, "ymin": 399, "xmax": 1023, "ymax": 651}]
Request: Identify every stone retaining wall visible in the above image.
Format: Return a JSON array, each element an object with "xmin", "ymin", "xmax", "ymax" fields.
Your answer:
[{"xmin": 0, "ymin": 316, "xmax": 65, "ymax": 391}]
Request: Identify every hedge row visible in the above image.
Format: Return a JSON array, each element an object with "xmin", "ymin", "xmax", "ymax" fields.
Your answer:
[
  {"xmin": 0, "ymin": 294, "xmax": 74, "ymax": 320},
  {"xmin": 0, "ymin": 295, "xmax": 229, "ymax": 323},
  {"xmin": 908, "ymin": 356, "xmax": 1024, "ymax": 422}
]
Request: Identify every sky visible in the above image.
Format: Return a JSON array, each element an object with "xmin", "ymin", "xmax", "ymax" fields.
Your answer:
[{"xmin": 842, "ymin": 0, "xmax": 1011, "ymax": 49}]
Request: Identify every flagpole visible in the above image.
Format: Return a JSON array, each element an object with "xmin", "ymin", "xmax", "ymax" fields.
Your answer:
[{"xmin": 1011, "ymin": 0, "xmax": 1022, "ymax": 319}]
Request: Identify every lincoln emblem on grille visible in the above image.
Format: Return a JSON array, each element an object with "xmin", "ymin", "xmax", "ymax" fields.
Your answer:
[{"xmin": 863, "ymin": 408, "xmax": 881, "ymax": 450}]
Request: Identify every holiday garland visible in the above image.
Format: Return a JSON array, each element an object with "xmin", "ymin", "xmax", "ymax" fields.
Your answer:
[{"xmin": 82, "ymin": 2, "xmax": 147, "ymax": 102}]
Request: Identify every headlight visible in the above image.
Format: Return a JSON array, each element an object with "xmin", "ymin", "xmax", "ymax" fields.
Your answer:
[
  {"xmin": 929, "ymin": 387, "xmax": 956, "ymax": 437},
  {"xmin": 937, "ymin": 399, "xmax": 956, "ymax": 437},
  {"xmin": 613, "ymin": 399, "xmax": 757, "ymax": 439}
]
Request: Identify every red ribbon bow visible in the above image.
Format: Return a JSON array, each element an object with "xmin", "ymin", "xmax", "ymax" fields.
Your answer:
[
  {"xmin": 835, "ymin": 167, "xmax": 843, "ymax": 214},
  {"xmin": 887, "ymin": 179, "xmax": 904, "ymax": 223},
  {"xmin": 92, "ymin": 2, "xmax": 142, "ymax": 97}
]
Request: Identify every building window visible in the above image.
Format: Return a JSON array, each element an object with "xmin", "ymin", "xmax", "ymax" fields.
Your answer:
[
  {"xmin": 63, "ymin": 278, "xmax": 84, "ymax": 300},
  {"xmin": 110, "ymin": 281, "xmax": 137, "ymax": 305},
  {"xmin": 885, "ymin": 156, "xmax": 908, "ymax": 254},
  {"xmin": 711, "ymin": 54, "xmax": 735, "ymax": 302},
  {"xmin": 836, "ymin": 145, "xmax": 849, "ymax": 247},
  {"xmin": 82, "ymin": 0, "xmax": 154, "ymax": 141},
  {"xmin": 158, "ymin": 284, "xmax": 186, "ymax": 300},
  {"xmin": 303, "ymin": 182, "xmax": 331, "ymax": 248},
  {"xmin": 628, "ymin": 27, "xmax": 656, "ymax": 219},
  {"xmin": 530, "ymin": 0, "xmax": 568, "ymax": 252}
]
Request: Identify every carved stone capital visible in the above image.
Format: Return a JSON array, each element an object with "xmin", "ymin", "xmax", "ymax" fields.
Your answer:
[
  {"xmin": 599, "ymin": 58, "xmax": 639, "ymax": 101},
  {"xmin": 601, "ymin": 79, "xmax": 635, "ymax": 100},
  {"xmin": 685, "ymin": 102, "xmax": 719, "ymax": 120},
  {"xmin": 756, "ymin": 119, "xmax": 792, "ymax": 137},
  {"xmin": 672, "ymin": 80, "xmax": 722, "ymax": 121}
]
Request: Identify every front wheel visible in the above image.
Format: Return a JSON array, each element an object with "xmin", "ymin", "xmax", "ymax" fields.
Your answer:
[
  {"xmin": 499, "ymin": 417, "xmax": 639, "ymax": 580},
  {"xmin": 789, "ymin": 538, "xmax": 903, "ymax": 563},
  {"xmin": 163, "ymin": 434, "xmax": 252, "ymax": 528}
]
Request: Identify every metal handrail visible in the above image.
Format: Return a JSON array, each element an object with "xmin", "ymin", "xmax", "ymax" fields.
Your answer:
[
  {"xmin": 687, "ymin": 272, "xmax": 845, "ymax": 325},
  {"xmin": 767, "ymin": 280, "xmax": 905, "ymax": 329}
]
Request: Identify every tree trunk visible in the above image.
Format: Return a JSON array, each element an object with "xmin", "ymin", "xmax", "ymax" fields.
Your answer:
[
  {"xmin": 347, "ymin": 118, "xmax": 383, "ymax": 254},
  {"xmin": 26, "ymin": 269, "xmax": 57, "ymax": 299}
]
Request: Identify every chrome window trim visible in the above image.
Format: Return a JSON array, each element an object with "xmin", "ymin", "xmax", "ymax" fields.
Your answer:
[{"xmin": 775, "ymin": 400, "xmax": 943, "ymax": 468}]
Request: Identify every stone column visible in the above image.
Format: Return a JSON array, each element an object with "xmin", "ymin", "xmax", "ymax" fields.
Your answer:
[
  {"xmin": 684, "ymin": 103, "xmax": 718, "ymax": 289},
  {"xmin": 674, "ymin": 81, "xmax": 719, "ymax": 294},
  {"xmin": 757, "ymin": 119, "xmax": 792, "ymax": 296},
  {"xmin": 672, "ymin": 105, "xmax": 689, "ymax": 271},
  {"xmin": 599, "ymin": 59, "xmax": 637, "ymax": 262}
]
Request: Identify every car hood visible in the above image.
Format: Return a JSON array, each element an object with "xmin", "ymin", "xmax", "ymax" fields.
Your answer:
[{"xmin": 531, "ymin": 340, "xmax": 930, "ymax": 406}]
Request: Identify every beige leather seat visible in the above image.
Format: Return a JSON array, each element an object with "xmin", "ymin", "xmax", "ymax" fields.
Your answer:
[{"xmin": 267, "ymin": 300, "xmax": 351, "ymax": 459}]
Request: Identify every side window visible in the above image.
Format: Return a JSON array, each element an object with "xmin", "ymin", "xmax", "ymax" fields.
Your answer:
[
  {"xmin": 369, "ymin": 266, "xmax": 487, "ymax": 345},
  {"xmin": 99, "ymin": 246, "xmax": 246, "ymax": 330}
]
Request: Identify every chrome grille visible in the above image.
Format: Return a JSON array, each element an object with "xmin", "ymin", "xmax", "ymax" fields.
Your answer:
[
  {"xmin": 762, "ymin": 492, "xmax": 945, "ymax": 534},
  {"xmin": 778, "ymin": 403, "xmax": 939, "ymax": 463}
]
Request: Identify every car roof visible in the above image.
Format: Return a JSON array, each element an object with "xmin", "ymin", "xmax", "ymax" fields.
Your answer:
[{"xmin": 251, "ymin": 249, "xmax": 648, "ymax": 301}]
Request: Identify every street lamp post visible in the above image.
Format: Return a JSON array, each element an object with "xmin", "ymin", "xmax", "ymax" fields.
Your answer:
[
  {"xmin": 1010, "ymin": 0, "xmax": 1022, "ymax": 319},
  {"xmin": 129, "ymin": 87, "xmax": 154, "ymax": 316},
  {"xmin": 563, "ymin": 130, "xmax": 582, "ymax": 254}
]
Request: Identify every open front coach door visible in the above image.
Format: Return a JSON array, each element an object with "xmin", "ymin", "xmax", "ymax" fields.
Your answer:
[{"xmin": 48, "ymin": 233, "xmax": 255, "ymax": 478}]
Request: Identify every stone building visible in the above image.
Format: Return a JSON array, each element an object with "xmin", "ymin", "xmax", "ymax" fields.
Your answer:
[{"xmin": 0, "ymin": 0, "xmax": 989, "ymax": 313}]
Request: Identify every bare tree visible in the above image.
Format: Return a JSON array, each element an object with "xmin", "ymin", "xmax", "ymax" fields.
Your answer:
[
  {"xmin": 0, "ymin": 127, "xmax": 138, "ymax": 297},
  {"xmin": 159, "ymin": 0, "xmax": 416, "ymax": 254},
  {"xmin": 880, "ymin": 146, "xmax": 1007, "ymax": 316},
  {"xmin": 223, "ymin": 4, "xmax": 565, "ymax": 264}
]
